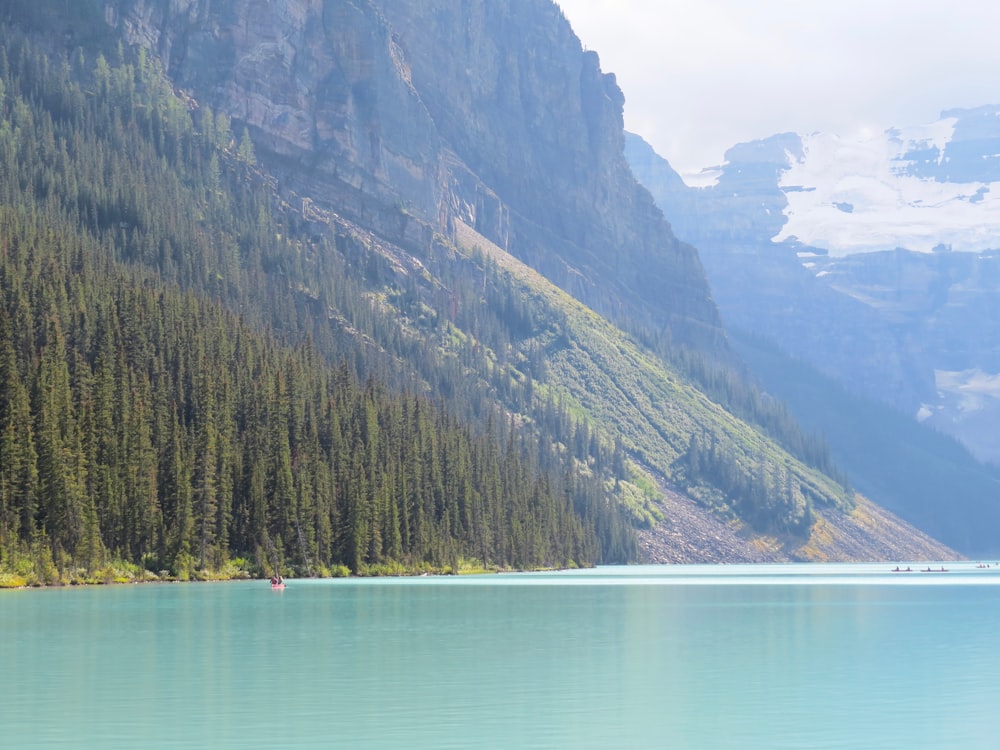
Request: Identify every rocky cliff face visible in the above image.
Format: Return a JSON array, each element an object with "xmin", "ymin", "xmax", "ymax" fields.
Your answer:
[
  {"xmin": 103, "ymin": 0, "xmax": 724, "ymax": 353},
  {"xmin": 109, "ymin": 0, "xmax": 444, "ymax": 239}
]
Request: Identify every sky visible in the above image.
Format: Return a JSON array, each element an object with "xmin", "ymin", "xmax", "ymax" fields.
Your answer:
[{"xmin": 557, "ymin": 0, "xmax": 1000, "ymax": 181}]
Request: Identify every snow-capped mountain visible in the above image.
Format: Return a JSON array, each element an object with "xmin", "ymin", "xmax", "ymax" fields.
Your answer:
[
  {"xmin": 658, "ymin": 105, "xmax": 1000, "ymax": 258},
  {"xmin": 775, "ymin": 106, "xmax": 1000, "ymax": 255},
  {"xmin": 626, "ymin": 111, "xmax": 1000, "ymax": 466}
]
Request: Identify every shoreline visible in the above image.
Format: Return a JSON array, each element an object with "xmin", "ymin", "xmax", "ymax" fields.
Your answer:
[
  {"xmin": 0, "ymin": 560, "xmax": 551, "ymax": 590},
  {"xmin": 5, "ymin": 558, "xmax": 991, "ymax": 591}
]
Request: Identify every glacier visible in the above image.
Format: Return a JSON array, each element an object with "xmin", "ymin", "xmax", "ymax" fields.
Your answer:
[{"xmin": 772, "ymin": 106, "xmax": 1000, "ymax": 256}]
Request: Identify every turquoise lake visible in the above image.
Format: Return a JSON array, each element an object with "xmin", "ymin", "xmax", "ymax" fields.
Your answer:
[{"xmin": 3, "ymin": 563, "xmax": 1000, "ymax": 748}]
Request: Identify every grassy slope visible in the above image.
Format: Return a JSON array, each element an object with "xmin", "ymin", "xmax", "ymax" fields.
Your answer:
[
  {"xmin": 453, "ymin": 224, "xmax": 846, "ymax": 510},
  {"xmin": 451, "ymin": 221, "xmax": 960, "ymax": 561}
]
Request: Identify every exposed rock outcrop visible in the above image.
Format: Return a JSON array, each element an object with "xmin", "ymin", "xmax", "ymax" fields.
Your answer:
[
  {"xmin": 638, "ymin": 487, "xmax": 958, "ymax": 564},
  {"xmin": 105, "ymin": 0, "xmax": 725, "ymax": 353}
]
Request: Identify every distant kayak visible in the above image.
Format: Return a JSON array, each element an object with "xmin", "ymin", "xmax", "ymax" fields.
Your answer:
[{"xmin": 271, "ymin": 582, "xmax": 285, "ymax": 590}]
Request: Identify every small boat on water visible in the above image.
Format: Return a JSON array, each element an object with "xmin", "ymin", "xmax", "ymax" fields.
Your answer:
[{"xmin": 270, "ymin": 575, "xmax": 285, "ymax": 589}]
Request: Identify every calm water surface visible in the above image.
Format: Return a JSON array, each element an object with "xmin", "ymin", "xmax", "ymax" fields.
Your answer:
[{"xmin": 3, "ymin": 563, "xmax": 1000, "ymax": 748}]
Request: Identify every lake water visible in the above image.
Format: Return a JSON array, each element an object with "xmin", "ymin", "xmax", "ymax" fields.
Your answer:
[{"xmin": 3, "ymin": 563, "xmax": 1000, "ymax": 748}]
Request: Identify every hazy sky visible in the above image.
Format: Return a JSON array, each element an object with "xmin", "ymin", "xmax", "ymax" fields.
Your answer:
[{"xmin": 557, "ymin": 0, "xmax": 1000, "ymax": 179}]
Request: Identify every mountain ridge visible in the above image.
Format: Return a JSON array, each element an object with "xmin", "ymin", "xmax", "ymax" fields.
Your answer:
[{"xmin": 0, "ymin": 0, "xmax": 962, "ymax": 582}]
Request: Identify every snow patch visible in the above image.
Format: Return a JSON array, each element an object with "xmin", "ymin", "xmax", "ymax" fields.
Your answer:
[
  {"xmin": 681, "ymin": 165, "xmax": 724, "ymax": 189},
  {"xmin": 936, "ymin": 368, "xmax": 1000, "ymax": 398},
  {"xmin": 927, "ymin": 369, "xmax": 1000, "ymax": 463},
  {"xmin": 934, "ymin": 369, "xmax": 1000, "ymax": 417}
]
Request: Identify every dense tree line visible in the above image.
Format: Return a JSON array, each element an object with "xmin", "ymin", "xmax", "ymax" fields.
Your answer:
[
  {"xmin": 675, "ymin": 434, "xmax": 816, "ymax": 536},
  {"xmin": 0, "ymin": 205, "xmax": 621, "ymax": 578},
  {"xmin": 0, "ymin": 26, "xmax": 638, "ymax": 580}
]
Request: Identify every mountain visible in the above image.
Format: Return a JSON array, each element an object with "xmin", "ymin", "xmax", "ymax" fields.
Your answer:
[
  {"xmin": 627, "ymin": 110, "xmax": 1000, "ymax": 459},
  {"xmin": 0, "ymin": 0, "xmax": 958, "ymax": 585},
  {"xmin": 110, "ymin": 0, "xmax": 725, "ymax": 353},
  {"xmin": 627, "ymin": 120, "xmax": 1000, "ymax": 555},
  {"xmin": 626, "ymin": 131, "xmax": 934, "ymax": 413}
]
